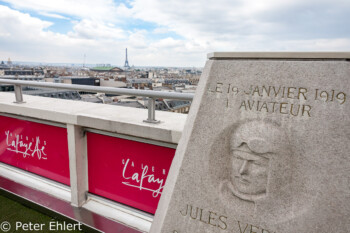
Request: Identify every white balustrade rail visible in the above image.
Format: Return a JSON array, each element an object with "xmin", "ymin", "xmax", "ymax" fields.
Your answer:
[{"xmin": 0, "ymin": 78, "xmax": 194, "ymax": 123}]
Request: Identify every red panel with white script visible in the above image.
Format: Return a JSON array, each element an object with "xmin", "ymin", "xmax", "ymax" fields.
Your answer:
[
  {"xmin": 87, "ymin": 132, "xmax": 176, "ymax": 214},
  {"xmin": 0, "ymin": 115, "xmax": 70, "ymax": 185}
]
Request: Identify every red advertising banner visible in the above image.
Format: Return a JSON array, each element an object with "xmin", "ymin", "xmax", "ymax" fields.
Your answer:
[
  {"xmin": 0, "ymin": 115, "xmax": 70, "ymax": 185},
  {"xmin": 87, "ymin": 132, "xmax": 176, "ymax": 214}
]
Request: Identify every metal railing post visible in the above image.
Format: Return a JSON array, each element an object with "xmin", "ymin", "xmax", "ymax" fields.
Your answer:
[
  {"xmin": 143, "ymin": 98, "xmax": 160, "ymax": 124},
  {"xmin": 14, "ymin": 85, "xmax": 25, "ymax": 103}
]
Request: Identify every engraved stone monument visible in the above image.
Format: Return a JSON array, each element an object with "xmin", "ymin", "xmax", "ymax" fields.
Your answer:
[{"xmin": 150, "ymin": 52, "xmax": 350, "ymax": 233}]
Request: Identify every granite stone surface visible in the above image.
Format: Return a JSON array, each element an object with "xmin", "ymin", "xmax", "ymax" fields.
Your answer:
[{"xmin": 150, "ymin": 53, "xmax": 350, "ymax": 233}]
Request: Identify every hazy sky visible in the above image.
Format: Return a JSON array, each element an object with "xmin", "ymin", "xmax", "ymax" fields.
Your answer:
[{"xmin": 0, "ymin": 0, "xmax": 349, "ymax": 67}]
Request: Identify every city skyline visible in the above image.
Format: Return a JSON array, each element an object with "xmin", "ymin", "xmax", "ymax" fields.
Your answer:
[{"xmin": 0, "ymin": 0, "xmax": 349, "ymax": 67}]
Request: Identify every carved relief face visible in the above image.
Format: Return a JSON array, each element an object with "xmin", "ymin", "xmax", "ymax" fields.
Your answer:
[
  {"xmin": 231, "ymin": 144, "xmax": 269, "ymax": 195},
  {"xmin": 225, "ymin": 120, "xmax": 289, "ymax": 202}
]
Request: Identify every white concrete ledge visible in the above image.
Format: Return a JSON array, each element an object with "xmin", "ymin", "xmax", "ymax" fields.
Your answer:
[
  {"xmin": 0, "ymin": 92, "xmax": 187, "ymax": 144},
  {"xmin": 84, "ymin": 195, "xmax": 153, "ymax": 232},
  {"xmin": 208, "ymin": 52, "xmax": 350, "ymax": 59},
  {"xmin": 0, "ymin": 163, "xmax": 71, "ymax": 202}
]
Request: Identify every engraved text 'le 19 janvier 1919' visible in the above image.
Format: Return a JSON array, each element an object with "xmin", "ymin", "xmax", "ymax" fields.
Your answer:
[{"xmin": 208, "ymin": 83, "xmax": 346, "ymax": 118}]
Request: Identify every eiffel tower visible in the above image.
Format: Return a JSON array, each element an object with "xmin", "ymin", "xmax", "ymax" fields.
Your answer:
[{"xmin": 124, "ymin": 48, "xmax": 130, "ymax": 69}]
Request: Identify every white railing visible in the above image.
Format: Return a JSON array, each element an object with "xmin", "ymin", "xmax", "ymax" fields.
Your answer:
[{"xmin": 0, "ymin": 78, "xmax": 194, "ymax": 123}]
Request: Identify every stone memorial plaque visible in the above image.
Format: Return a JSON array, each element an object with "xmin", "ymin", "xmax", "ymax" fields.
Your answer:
[{"xmin": 150, "ymin": 52, "xmax": 350, "ymax": 233}]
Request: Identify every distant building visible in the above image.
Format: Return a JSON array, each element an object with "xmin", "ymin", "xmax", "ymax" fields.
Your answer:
[
  {"xmin": 7, "ymin": 58, "xmax": 12, "ymax": 66},
  {"xmin": 127, "ymin": 78, "xmax": 153, "ymax": 89},
  {"xmin": 0, "ymin": 85, "xmax": 14, "ymax": 92},
  {"xmin": 2, "ymin": 68, "xmax": 44, "ymax": 76},
  {"xmin": 80, "ymin": 93, "xmax": 115, "ymax": 104},
  {"xmin": 111, "ymin": 99, "xmax": 145, "ymax": 108},
  {"xmin": 5, "ymin": 70, "xmax": 33, "ymax": 75},
  {"xmin": 139, "ymin": 99, "xmax": 191, "ymax": 113},
  {"xmin": 152, "ymin": 83, "xmax": 162, "ymax": 88},
  {"xmin": 57, "ymin": 76, "xmax": 100, "ymax": 86},
  {"xmin": 90, "ymin": 67, "xmax": 124, "ymax": 73},
  {"xmin": 0, "ymin": 62, "xmax": 10, "ymax": 73},
  {"xmin": 22, "ymin": 87, "xmax": 81, "ymax": 100},
  {"xmin": 0, "ymin": 75, "xmax": 44, "ymax": 81},
  {"xmin": 164, "ymin": 79, "xmax": 191, "ymax": 85},
  {"xmin": 148, "ymin": 72, "xmax": 156, "ymax": 79},
  {"xmin": 164, "ymin": 100, "xmax": 191, "ymax": 113},
  {"xmin": 99, "ymin": 79, "xmax": 126, "ymax": 88}
]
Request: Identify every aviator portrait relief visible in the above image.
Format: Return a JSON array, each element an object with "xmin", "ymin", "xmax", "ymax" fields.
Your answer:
[
  {"xmin": 229, "ymin": 139, "xmax": 270, "ymax": 202},
  {"xmin": 213, "ymin": 119, "xmax": 309, "ymax": 223}
]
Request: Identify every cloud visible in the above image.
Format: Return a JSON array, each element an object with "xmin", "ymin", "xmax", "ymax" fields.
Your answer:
[
  {"xmin": 152, "ymin": 27, "xmax": 171, "ymax": 34},
  {"xmin": 151, "ymin": 37, "xmax": 183, "ymax": 49},
  {"xmin": 38, "ymin": 11, "xmax": 70, "ymax": 20},
  {"xmin": 129, "ymin": 0, "xmax": 350, "ymax": 52},
  {"xmin": 0, "ymin": 5, "xmax": 125, "ymax": 64},
  {"xmin": 1, "ymin": 0, "xmax": 127, "ymax": 22},
  {"xmin": 68, "ymin": 19, "xmax": 126, "ymax": 40},
  {"xmin": 130, "ymin": 0, "xmax": 350, "ymax": 37},
  {"xmin": 0, "ymin": 5, "xmax": 53, "ymax": 37},
  {"xmin": 0, "ymin": 0, "xmax": 350, "ymax": 67},
  {"xmin": 128, "ymin": 30, "xmax": 149, "ymax": 49}
]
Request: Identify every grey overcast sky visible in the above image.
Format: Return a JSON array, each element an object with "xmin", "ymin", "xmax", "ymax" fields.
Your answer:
[{"xmin": 0, "ymin": 0, "xmax": 349, "ymax": 67}]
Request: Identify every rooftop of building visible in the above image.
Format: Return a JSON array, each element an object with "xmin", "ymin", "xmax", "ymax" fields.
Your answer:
[{"xmin": 90, "ymin": 67, "xmax": 124, "ymax": 72}]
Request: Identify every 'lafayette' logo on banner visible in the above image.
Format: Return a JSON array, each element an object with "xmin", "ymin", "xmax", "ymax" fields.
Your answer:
[
  {"xmin": 0, "ymin": 115, "xmax": 70, "ymax": 185},
  {"xmin": 122, "ymin": 158, "xmax": 166, "ymax": 198},
  {"xmin": 5, "ymin": 130, "xmax": 47, "ymax": 160},
  {"xmin": 86, "ymin": 131, "xmax": 175, "ymax": 214}
]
